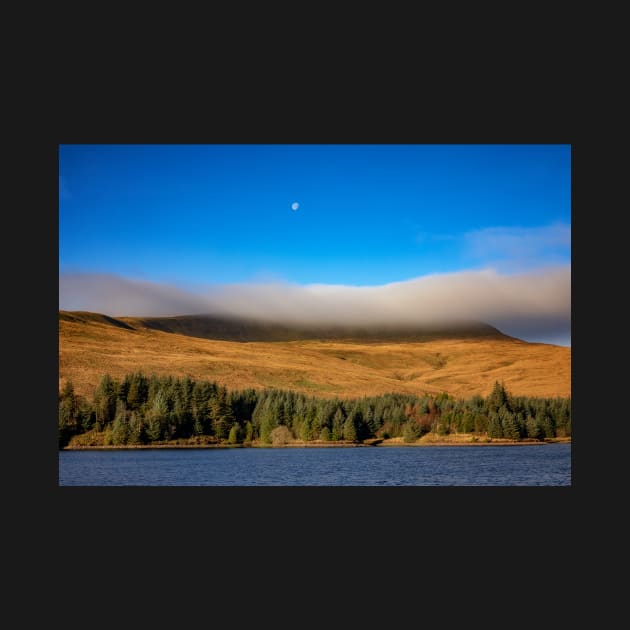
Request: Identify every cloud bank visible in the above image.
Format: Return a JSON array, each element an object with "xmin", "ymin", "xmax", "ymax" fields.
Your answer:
[{"xmin": 59, "ymin": 266, "xmax": 571, "ymax": 346}]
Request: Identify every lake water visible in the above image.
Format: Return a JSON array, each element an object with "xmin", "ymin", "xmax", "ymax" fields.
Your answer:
[{"xmin": 58, "ymin": 444, "xmax": 571, "ymax": 486}]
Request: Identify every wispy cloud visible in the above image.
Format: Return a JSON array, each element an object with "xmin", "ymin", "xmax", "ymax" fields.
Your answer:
[
  {"xmin": 413, "ymin": 222, "xmax": 571, "ymax": 275},
  {"xmin": 465, "ymin": 222, "xmax": 571, "ymax": 261},
  {"xmin": 59, "ymin": 266, "xmax": 571, "ymax": 345},
  {"xmin": 415, "ymin": 232, "xmax": 456, "ymax": 245}
]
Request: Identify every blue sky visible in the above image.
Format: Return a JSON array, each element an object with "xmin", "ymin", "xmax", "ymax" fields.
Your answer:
[{"xmin": 59, "ymin": 144, "xmax": 571, "ymax": 345}]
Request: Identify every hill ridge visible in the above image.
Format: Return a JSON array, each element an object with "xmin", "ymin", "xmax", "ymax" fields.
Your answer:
[{"xmin": 59, "ymin": 310, "xmax": 510, "ymax": 343}]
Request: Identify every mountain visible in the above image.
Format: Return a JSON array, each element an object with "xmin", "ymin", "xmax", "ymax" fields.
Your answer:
[
  {"xmin": 60, "ymin": 312, "xmax": 508, "ymax": 342},
  {"xmin": 59, "ymin": 311, "xmax": 571, "ymax": 400}
]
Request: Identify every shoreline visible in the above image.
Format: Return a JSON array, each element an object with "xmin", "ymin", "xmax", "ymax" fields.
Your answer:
[{"xmin": 61, "ymin": 437, "xmax": 571, "ymax": 451}]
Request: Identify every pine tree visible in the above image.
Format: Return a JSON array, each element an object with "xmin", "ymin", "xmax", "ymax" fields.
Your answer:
[
  {"xmin": 299, "ymin": 416, "xmax": 312, "ymax": 441},
  {"xmin": 59, "ymin": 381, "xmax": 77, "ymax": 433},
  {"xmin": 500, "ymin": 407, "xmax": 520, "ymax": 440},
  {"xmin": 525, "ymin": 414, "xmax": 541, "ymax": 440},
  {"xmin": 437, "ymin": 410, "xmax": 451, "ymax": 436},
  {"xmin": 403, "ymin": 420, "xmax": 421, "ymax": 443},
  {"xmin": 319, "ymin": 426, "xmax": 331, "ymax": 441},
  {"xmin": 365, "ymin": 406, "xmax": 377, "ymax": 435},
  {"xmin": 255, "ymin": 395, "xmax": 277, "ymax": 443},
  {"xmin": 211, "ymin": 387, "xmax": 234, "ymax": 440},
  {"xmin": 331, "ymin": 407, "xmax": 345, "ymax": 441},
  {"xmin": 111, "ymin": 400, "xmax": 130, "ymax": 445},
  {"xmin": 488, "ymin": 381, "xmax": 510, "ymax": 414},
  {"xmin": 343, "ymin": 415, "xmax": 357, "ymax": 442},
  {"xmin": 78, "ymin": 401, "xmax": 95, "ymax": 433},
  {"xmin": 460, "ymin": 411, "xmax": 474, "ymax": 433},
  {"xmin": 193, "ymin": 416, "xmax": 206, "ymax": 436},
  {"xmin": 94, "ymin": 374, "xmax": 118, "ymax": 429},
  {"xmin": 145, "ymin": 413, "xmax": 162, "ymax": 442},
  {"xmin": 540, "ymin": 411, "xmax": 555, "ymax": 439},
  {"xmin": 228, "ymin": 423, "xmax": 242, "ymax": 444},
  {"xmin": 145, "ymin": 390, "xmax": 168, "ymax": 442},
  {"xmin": 127, "ymin": 411, "xmax": 145, "ymax": 444},
  {"xmin": 556, "ymin": 398, "xmax": 571, "ymax": 437},
  {"xmin": 474, "ymin": 413, "xmax": 488, "ymax": 434},
  {"xmin": 487, "ymin": 412, "xmax": 503, "ymax": 438}
]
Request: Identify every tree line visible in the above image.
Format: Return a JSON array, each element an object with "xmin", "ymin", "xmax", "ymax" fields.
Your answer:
[{"xmin": 58, "ymin": 373, "xmax": 571, "ymax": 448}]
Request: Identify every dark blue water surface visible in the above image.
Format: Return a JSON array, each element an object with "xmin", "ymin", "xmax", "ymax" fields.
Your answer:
[{"xmin": 58, "ymin": 444, "xmax": 571, "ymax": 486}]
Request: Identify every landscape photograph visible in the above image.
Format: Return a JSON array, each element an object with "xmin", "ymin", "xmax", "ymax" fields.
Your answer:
[{"xmin": 58, "ymin": 143, "xmax": 571, "ymax": 486}]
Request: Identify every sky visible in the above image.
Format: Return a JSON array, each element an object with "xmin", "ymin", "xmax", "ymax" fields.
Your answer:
[{"xmin": 59, "ymin": 144, "xmax": 571, "ymax": 346}]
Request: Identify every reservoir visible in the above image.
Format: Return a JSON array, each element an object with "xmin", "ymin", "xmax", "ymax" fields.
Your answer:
[{"xmin": 59, "ymin": 443, "xmax": 571, "ymax": 486}]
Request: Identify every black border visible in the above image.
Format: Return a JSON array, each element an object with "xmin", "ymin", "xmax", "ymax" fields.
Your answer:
[{"xmin": 29, "ymin": 98, "xmax": 592, "ymax": 585}]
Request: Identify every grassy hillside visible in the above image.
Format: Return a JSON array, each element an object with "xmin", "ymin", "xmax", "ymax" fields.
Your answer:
[{"xmin": 59, "ymin": 311, "xmax": 571, "ymax": 400}]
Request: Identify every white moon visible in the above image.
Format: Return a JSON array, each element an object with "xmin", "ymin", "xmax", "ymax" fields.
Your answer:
[{"xmin": 291, "ymin": 202, "xmax": 299, "ymax": 211}]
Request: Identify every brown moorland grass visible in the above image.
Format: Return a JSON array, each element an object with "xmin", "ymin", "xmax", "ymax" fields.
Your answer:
[{"xmin": 59, "ymin": 315, "xmax": 571, "ymax": 401}]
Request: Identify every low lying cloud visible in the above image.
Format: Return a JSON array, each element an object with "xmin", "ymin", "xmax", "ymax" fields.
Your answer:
[{"xmin": 59, "ymin": 266, "xmax": 571, "ymax": 346}]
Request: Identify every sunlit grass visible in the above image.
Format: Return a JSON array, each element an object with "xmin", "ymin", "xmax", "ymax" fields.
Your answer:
[{"xmin": 59, "ymin": 316, "xmax": 571, "ymax": 401}]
